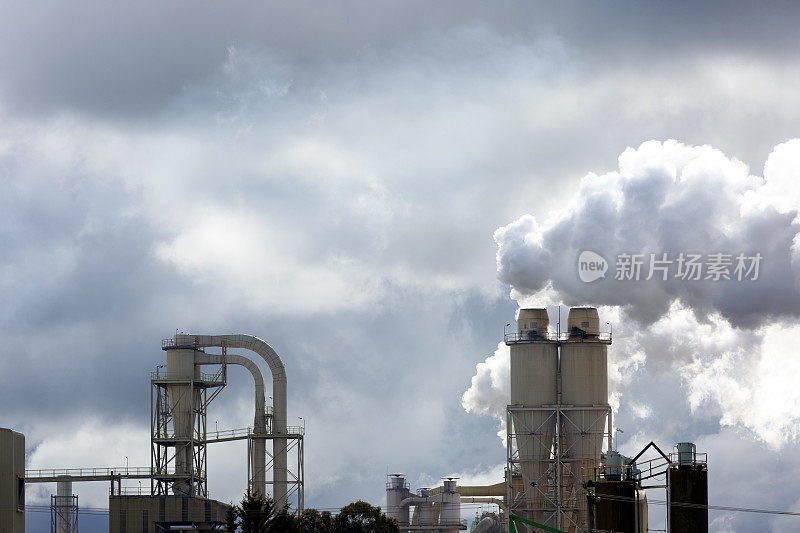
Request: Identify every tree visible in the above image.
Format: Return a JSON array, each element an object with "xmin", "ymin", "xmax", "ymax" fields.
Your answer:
[
  {"xmin": 268, "ymin": 503, "xmax": 300, "ymax": 532},
  {"xmin": 333, "ymin": 501, "xmax": 399, "ymax": 533},
  {"xmin": 237, "ymin": 491, "xmax": 301, "ymax": 532},
  {"xmin": 239, "ymin": 491, "xmax": 274, "ymax": 533},
  {"xmin": 225, "ymin": 503, "xmax": 239, "ymax": 533},
  {"xmin": 299, "ymin": 508, "xmax": 334, "ymax": 533}
]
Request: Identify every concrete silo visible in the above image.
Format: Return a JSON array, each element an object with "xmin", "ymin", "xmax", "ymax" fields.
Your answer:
[
  {"xmin": 506, "ymin": 307, "xmax": 611, "ymax": 533},
  {"xmin": 560, "ymin": 307, "xmax": 610, "ymax": 531},
  {"xmin": 508, "ymin": 308, "xmax": 558, "ymax": 526}
]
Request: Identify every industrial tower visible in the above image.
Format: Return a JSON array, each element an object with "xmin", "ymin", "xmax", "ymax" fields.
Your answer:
[
  {"xmin": 152, "ymin": 334, "xmax": 304, "ymax": 510},
  {"xmin": 505, "ymin": 307, "xmax": 612, "ymax": 532}
]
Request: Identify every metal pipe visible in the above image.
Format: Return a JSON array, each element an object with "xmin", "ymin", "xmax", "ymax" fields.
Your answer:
[
  {"xmin": 460, "ymin": 497, "xmax": 506, "ymax": 511},
  {"xmin": 177, "ymin": 334, "xmax": 288, "ymax": 508},
  {"xmin": 427, "ymin": 482, "xmax": 505, "ymax": 497},
  {"xmin": 194, "ymin": 353, "xmax": 267, "ymax": 498}
]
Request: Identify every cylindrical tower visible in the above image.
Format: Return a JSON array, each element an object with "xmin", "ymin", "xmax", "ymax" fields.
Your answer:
[
  {"xmin": 509, "ymin": 309, "xmax": 558, "ymax": 526},
  {"xmin": 439, "ymin": 479, "xmax": 461, "ymax": 533},
  {"xmin": 386, "ymin": 474, "xmax": 410, "ymax": 530},
  {"xmin": 560, "ymin": 307, "xmax": 610, "ymax": 532},
  {"xmin": 166, "ymin": 347, "xmax": 202, "ymax": 495},
  {"xmin": 418, "ymin": 488, "xmax": 434, "ymax": 526},
  {"xmin": 55, "ymin": 479, "xmax": 76, "ymax": 533},
  {"xmin": 669, "ymin": 443, "xmax": 708, "ymax": 533}
]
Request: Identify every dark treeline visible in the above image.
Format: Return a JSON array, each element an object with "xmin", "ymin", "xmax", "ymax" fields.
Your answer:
[{"xmin": 225, "ymin": 492, "xmax": 399, "ymax": 533}]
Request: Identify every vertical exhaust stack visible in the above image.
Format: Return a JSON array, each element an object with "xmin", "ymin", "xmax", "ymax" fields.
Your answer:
[
  {"xmin": 509, "ymin": 308, "xmax": 558, "ymax": 526},
  {"xmin": 560, "ymin": 307, "xmax": 610, "ymax": 532}
]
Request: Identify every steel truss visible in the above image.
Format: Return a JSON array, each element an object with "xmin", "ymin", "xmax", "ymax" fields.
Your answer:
[
  {"xmin": 506, "ymin": 405, "xmax": 611, "ymax": 533},
  {"xmin": 50, "ymin": 494, "xmax": 78, "ymax": 533},
  {"xmin": 248, "ymin": 431, "xmax": 305, "ymax": 512},
  {"xmin": 150, "ymin": 352, "xmax": 227, "ymax": 497}
]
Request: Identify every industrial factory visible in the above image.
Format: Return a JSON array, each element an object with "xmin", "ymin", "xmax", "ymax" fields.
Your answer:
[
  {"xmin": 2, "ymin": 333, "xmax": 304, "ymax": 532},
  {"xmin": 385, "ymin": 307, "xmax": 709, "ymax": 533},
  {"xmin": 0, "ymin": 310, "xmax": 709, "ymax": 532}
]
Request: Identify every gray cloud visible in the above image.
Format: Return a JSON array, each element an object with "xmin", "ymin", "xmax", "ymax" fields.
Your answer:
[
  {"xmin": 3, "ymin": 1, "xmax": 800, "ymax": 117},
  {"xmin": 3, "ymin": 4, "xmax": 800, "ymax": 531}
]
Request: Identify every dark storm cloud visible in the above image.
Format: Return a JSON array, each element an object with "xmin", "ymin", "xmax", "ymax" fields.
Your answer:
[{"xmin": 2, "ymin": 0, "xmax": 800, "ymax": 117}]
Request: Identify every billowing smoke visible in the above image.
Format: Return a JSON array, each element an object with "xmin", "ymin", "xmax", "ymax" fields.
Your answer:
[
  {"xmin": 465, "ymin": 140, "xmax": 800, "ymax": 449},
  {"xmin": 461, "ymin": 342, "xmax": 509, "ymax": 440},
  {"xmin": 495, "ymin": 139, "xmax": 800, "ymax": 328}
]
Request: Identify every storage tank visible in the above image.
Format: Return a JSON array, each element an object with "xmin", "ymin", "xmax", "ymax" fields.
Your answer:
[
  {"xmin": 509, "ymin": 308, "xmax": 558, "ymax": 525},
  {"xmin": 165, "ymin": 347, "xmax": 202, "ymax": 495},
  {"xmin": 587, "ymin": 480, "xmax": 647, "ymax": 533},
  {"xmin": 560, "ymin": 307, "xmax": 609, "ymax": 531},
  {"xmin": 669, "ymin": 443, "xmax": 708, "ymax": 533}
]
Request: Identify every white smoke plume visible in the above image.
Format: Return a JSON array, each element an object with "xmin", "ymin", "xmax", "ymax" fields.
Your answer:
[
  {"xmin": 461, "ymin": 342, "xmax": 509, "ymax": 440},
  {"xmin": 465, "ymin": 139, "xmax": 800, "ymax": 448},
  {"xmin": 495, "ymin": 139, "xmax": 800, "ymax": 327}
]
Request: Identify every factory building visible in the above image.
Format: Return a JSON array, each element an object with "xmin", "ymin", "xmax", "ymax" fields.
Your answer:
[
  {"xmin": 0, "ymin": 332, "xmax": 304, "ymax": 533},
  {"xmin": 0, "ymin": 318, "xmax": 712, "ymax": 533},
  {"xmin": 0, "ymin": 428, "xmax": 25, "ymax": 532}
]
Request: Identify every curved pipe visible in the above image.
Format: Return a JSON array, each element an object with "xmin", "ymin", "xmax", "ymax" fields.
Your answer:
[
  {"xmin": 194, "ymin": 354, "xmax": 266, "ymax": 431},
  {"xmin": 400, "ymin": 496, "xmax": 431, "ymax": 506},
  {"xmin": 177, "ymin": 333, "xmax": 287, "ymax": 507}
]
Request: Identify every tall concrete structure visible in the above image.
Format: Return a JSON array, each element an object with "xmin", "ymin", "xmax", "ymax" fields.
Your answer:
[
  {"xmin": 506, "ymin": 307, "xmax": 611, "ymax": 533},
  {"xmin": 507, "ymin": 309, "xmax": 557, "ymax": 526},
  {"xmin": 0, "ymin": 428, "xmax": 25, "ymax": 533},
  {"xmin": 560, "ymin": 308, "xmax": 610, "ymax": 530},
  {"xmin": 52, "ymin": 479, "xmax": 78, "ymax": 533}
]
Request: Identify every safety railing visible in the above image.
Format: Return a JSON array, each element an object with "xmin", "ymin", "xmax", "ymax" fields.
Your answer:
[
  {"xmin": 150, "ymin": 370, "xmax": 224, "ymax": 382},
  {"xmin": 504, "ymin": 330, "xmax": 612, "ymax": 343},
  {"xmin": 111, "ymin": 486, "xmax": 150, "ymax": 496},
  {"xmin": 582, "ymin": 454, "xmax": 672, "ymax": 484},
  {"xmin": 386, "ymin": 479, "xmax": 410, "ymax": 491},
  {"xmin": 206, "ymin": 425, "xmax": 304, "ymax": 441},
  {"xmin": 26, "ymin": 467, "xmax": 153, "ymax": 480},
  {"xmin": 668, "ymin": 451, "xmax": 708, "ymax": 465}
]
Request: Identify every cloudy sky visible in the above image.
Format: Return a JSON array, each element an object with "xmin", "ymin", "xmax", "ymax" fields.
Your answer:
[{"xmin": 2, "ymin": 2, "xmax": 800, "ymax": 531}]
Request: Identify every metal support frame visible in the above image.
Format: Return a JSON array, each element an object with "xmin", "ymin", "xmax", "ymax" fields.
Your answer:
[
  {"xmin": 250, "ymin": 431, "xmax": 304, "ymax": 512},
  {"xmin": 506, "ymin": 405, "xmax": 611, "ymax": 533},
  {"xmin": 50, "ymin": 494, "xmax": 78, "ymax": 533},
  {"xmin": 149, "ymin": 343, "xmax": 305, "ymax": 513},
  {"xmin": 150, "ymin": 355, "xmax": 227, "ymax": 498}
]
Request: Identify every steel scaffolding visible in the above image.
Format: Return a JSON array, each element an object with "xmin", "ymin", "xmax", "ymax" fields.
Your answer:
[
  {"xmin": 50, "ymin": 494, "xmax": 78, "ymax": 533},
  {"xmin": 150, "ymin": 355, "xmax": 227, "ymax": 497}
]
